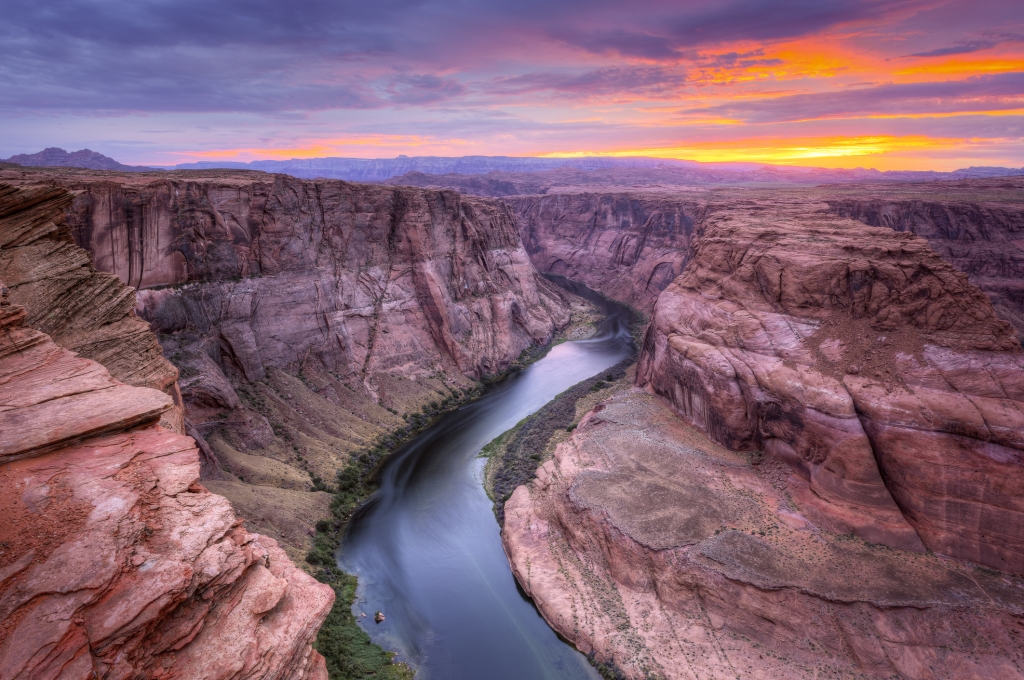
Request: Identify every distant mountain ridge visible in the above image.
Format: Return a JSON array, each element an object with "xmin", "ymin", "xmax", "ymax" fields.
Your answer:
[
  {"xmin": 2, "ymin": 147, "xmax": 155, "ymax": 171},
  {"xmin": 169, "ymin": 155, "xmax": 701, "ymax": 180},
  {"xmin": 5, "ymin": 148, "xmax": 1024, "ymax": 184},
  {"xmin": 170, "ymin": 155, "xmax": 1024, "ymax": 184}
]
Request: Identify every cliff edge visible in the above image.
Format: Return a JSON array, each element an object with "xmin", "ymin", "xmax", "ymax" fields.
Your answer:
[
  {"xmin": 504, "ymin": 196, "xmax": 1024, "ymax": 679},
  {"xmin": 0, "ymin": 183, "xmax": 333, "ymax": 679}
]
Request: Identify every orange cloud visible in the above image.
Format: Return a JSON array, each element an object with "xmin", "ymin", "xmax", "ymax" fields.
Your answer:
[{"xmin": 541, "ymin": 135, "xmax": 965, "ymax": 167}]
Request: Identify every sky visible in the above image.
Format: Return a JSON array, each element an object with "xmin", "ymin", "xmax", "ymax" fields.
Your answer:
[{"xmin": 1, "ymin": 0, "xmax": 1023, "ymax": 170}]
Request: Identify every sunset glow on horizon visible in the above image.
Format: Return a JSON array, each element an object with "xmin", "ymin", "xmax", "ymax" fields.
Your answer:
[{"xmin": 2, "ymin": 0, "xmax": 1022, "ymax": 171}]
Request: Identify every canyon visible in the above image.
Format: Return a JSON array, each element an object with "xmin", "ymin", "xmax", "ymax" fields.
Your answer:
[
  {"xmin": 3, "ymin": 161, "xmax": 1024, "ymax": 680},
  {"xmin": 503, "ymin": 189, "xmax": 1024, "ymax": 678},
  {"xmin": 0, "ymin": 165, "xmax": 572, "ymax": 564},
  {"xmin": 0, "ymin": 183, "xmax": 333, "ymax": 679}
]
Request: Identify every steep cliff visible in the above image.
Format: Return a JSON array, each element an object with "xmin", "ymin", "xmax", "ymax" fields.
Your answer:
[
  {"xmin": 0, "ymin": 183, "xmax": 333, "ymax": 680},
  {"xmin": 511, "ymin": 193, "xmax": 707, "ymax": 312},
  {"xmin": 52, "ymin": 170, "xmax": 568, "ymax": 383},
  {"xmin": 824, "ymin": 177, "xmax": 1024, "ymax": 342},
  {"xmin": 504, "ymin": 196, "xmax": 1024, "ymax": 679},
  {"xmin": 504, "ymin": 389, "xmax": 1024, "ymax": 680},
  {"xmin": 0, "ymin": 166, "xmax": 572, "ymax": 563},
  {"xmin": 637, "ymin": 197, "xmax": 1024, "ymax": 567}
]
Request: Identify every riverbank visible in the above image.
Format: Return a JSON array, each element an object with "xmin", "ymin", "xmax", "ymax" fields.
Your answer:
[{"xmin": 305, "ymin": 284, "xmax": 604, "ymax": 678}]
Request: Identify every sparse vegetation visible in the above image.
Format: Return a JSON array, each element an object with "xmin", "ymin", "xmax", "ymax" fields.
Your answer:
[
  {"xmin": 487, "ymin": 356, "xmax": 634, "ymax": 523},
  {"xmin": 307, "ymin": 384, "xmax": 484, "ymax": 679}
]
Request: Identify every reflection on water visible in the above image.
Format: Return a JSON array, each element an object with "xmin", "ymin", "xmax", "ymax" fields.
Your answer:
[{"xmin": 340, "ymin": 278, "xmax": 636, "ymax": 680}]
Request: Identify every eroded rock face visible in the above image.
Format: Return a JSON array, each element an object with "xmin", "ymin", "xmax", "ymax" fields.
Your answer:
[
  {"xmin": 825, "ymin": 178, "xmax": 1024, "ymax": 342},
  {"xmin": 56, "ymin": 173, "xmax": 569, "ymax": 384},
  {"xmin": 504, "ymin": 389, "xmax": 1024, "ymax": 679},
  {"xmin": 0, "ymin": 183, "xmax": 182, "ymax": 433},
  {"xmin": 0, "ymin": 184, "xmax": 333, "ymax": 680},
  {"xmin": 637, "ymin": 198, "xmax": 1024, "ymax": 570},
  {"xmin": 511, "ymin": 193, "xmax": 706, "ymax": 312}
]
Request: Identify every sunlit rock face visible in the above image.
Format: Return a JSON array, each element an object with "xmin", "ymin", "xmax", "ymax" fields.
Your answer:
[{"xmin": 0, "ymin": 183, "xmax": 333, "ymax": 680}]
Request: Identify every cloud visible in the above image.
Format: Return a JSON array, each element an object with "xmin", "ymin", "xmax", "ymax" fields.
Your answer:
[
  {"xmin": 690, "ymin": 72, "xmax": 1024, "ymax": 124},
  {"xmin": 552, "ymin": 0, "xmax": 930, "ymax": 58},
  {"xmin": 487, "ymin": 66, "xmax": 688, "ymax": 99},
  {"xmin": 910, "ymin": 40, "xmax": 998, "ymax": 57}
]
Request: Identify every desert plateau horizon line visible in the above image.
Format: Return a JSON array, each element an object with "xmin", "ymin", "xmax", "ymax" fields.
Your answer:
[{"xmin": 4, "ymin": 146, "xmax": 1024, "ymax": 184}]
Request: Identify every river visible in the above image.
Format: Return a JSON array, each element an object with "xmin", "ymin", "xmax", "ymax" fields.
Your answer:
[{"xmin": 340, "ymin": 278, "xmax": 636, "ymax": 679}]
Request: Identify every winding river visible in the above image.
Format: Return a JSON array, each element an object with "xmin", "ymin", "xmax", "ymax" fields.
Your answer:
[{"xmin": 340, "ymin": 279, "xmax": 636, "ymax": 680}]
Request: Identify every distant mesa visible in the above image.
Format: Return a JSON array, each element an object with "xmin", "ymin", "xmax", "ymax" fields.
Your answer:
[
  {"xmin": 169, "ymin": 154, "xmax": 1024, "ymax": 185},
  {"xmin": 2, "ymin": 147, "xmax": 155, "ymax": 172},
  {"xmin": 5, "ymin": 148, "xmax": 1024, "ymax": 186}
]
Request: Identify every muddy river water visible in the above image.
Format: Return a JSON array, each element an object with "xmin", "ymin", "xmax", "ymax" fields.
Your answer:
[{"xmin": 341, "ymin": 279, "xmax": 636, "ymax": 679}]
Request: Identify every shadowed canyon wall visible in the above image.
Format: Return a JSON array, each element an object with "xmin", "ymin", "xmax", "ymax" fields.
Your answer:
[
  {"xmin": 510, "ymin": 193, "xmax": 707, "ymax": 312},
  {"xmin": 0, "ymin": 183, "xmax": 333, "ymax": 679}
]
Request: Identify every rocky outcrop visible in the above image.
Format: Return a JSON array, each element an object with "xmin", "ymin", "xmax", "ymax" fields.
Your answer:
[
  {"xmin": 0, "ymin": 183, "xmax": 182, "ymax": 432},
  {"xmin": 825, "ymin": 177, "xmax": 1024, "ymax": 342},
  {"xmin": 504, "ymin": 389, "xmax": 1024, "ymax": 679},
  {"xmin": 0, "ymin": 183, "xmax": 333, "ymax": 679},
  {"xmin": 511, "ymin": 193, "xmax": 706, "ymax": 312},
  {"xmin": 636, "ymin": 198, "xmax": 1024, "ymax": 571}
]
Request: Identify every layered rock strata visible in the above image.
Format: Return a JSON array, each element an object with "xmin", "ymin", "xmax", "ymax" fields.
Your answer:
[
  {"xmin": 0, "ymin": 183, "xmax": 182, "ymax": 432},
  {"xmin": 504, "ymin": 389, "xmax": 1024, "ymax": 679},
  {"xmin": 511, "ymin": 193, "xmax": 706, "ymax": 312},
  {"xmin": 0, "ymin": 167, "xmax": 572, "ymax": 560},
  {"xmin": 636, "ymin": 198, "xmax": 1024, "ymax": 568},
  {"xmin": 825, "ymin": 177, "xmax": 1024, "ymax": 341},
  {"xmin": 0, "ymin": 184, "xmax": 333, "ymax": 679},
  {"xmin": 58, "ymin": 172, "xmax": 568, "ymax": 385},
  {"xmin": 505, "ymin": 195, "xmax": 1024, "ymax": 678}
]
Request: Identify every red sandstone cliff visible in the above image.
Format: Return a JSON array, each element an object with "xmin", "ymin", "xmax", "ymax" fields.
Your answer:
[
  {"xmin": 637, "ymin": 197, "xmax": 1024, "ymax": 569},
  {"xmin": 504, "ymin": 389, "xmax": 1024, "ymax": 679},
  {"xmin": 0, "ymin": 183, "xmax": 333, "ymax": 679},
  {"xmin": 824, "ymin": 178, "xmax": 1024, "ymax": 342},
  {"xmin": 511, "ymin": 193, "xmax": 705, "ymax": 312},
  {"xmin": 0, "ymin": 167, "xmax": 574, "ymax": 565},
  {"xmin": 504, "ymin": 196, "xmax": 1024, "ymax": 679},
  {"xmin": 51, "ymin": 171, "xmax": 569, "ymax": 383}
]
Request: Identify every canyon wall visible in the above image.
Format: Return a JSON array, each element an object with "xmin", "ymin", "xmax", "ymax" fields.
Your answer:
[
  {"xmin": 59, "ymin": 171, "xmax": 569, "ymax": 383},
  {"xmin": 510, "ymin": 193, "xmax": 706, "ymax": 312},
  {"xmin": 0, "ymin": 183, "xmax": 333, "ymax": 679},
  {"xmin": 0, "ymin": 167, "xmax": 572, "ymax": 563},
  {"xmin": 504, "ymin": 194, "xmax": 1024, "ymax": 679},
  {"xmin": 504, "ymin": 389, "xmax": 1024, "ymax": 680},
  {"xmin": 637, "ymin": 197, "xmax": 1024, "ymax": 568},
  {"xmin": 825, "ymin": 179, "xmax": 1024, "ymax": 341}
]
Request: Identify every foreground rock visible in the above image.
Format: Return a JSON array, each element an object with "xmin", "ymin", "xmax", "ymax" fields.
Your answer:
[
  {"xmin": 505, "ymin": 389, "xmax": 1024, "ymax": 679},
  {"xmin": 0, "ymin": 184, "xmax": 332, "ymax": 679},
  {"xmin": 638, "ymin": 198, "xmax": 1024, "ymax": 570}
]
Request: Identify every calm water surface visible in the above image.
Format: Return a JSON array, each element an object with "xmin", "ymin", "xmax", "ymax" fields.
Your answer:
[{"xmin": 340, "ymin": 279, "xmax": 636, "ymax": 680}]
